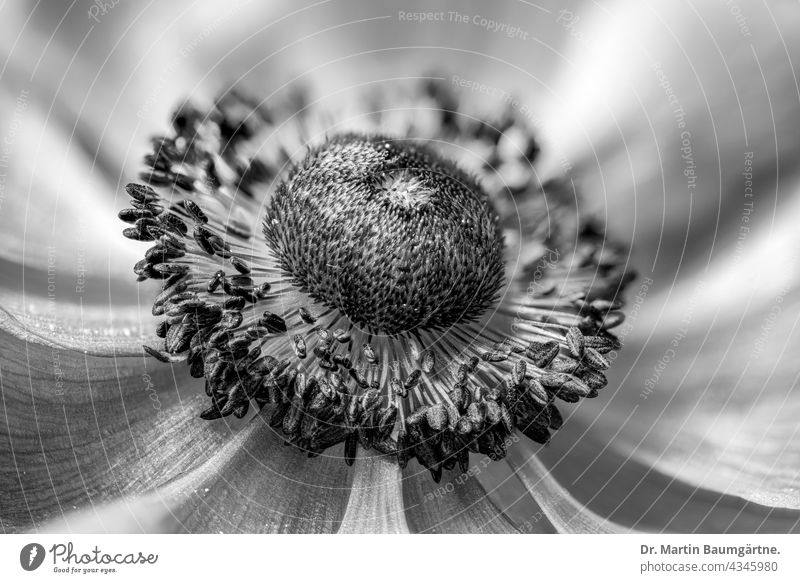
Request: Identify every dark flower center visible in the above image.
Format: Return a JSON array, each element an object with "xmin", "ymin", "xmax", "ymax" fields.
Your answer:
[{"xmin": 264, "ymin": 134, "xmax": 505, "ymax": 335}]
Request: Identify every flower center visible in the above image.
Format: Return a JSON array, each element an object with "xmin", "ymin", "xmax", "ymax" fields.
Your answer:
[
  {"xmin": 264, "ymin": 134, "xmax": 505, "ymax": 335},
  {"xmin": 123, "ymin": 84, "xmax": 632, "ymax": 484}
]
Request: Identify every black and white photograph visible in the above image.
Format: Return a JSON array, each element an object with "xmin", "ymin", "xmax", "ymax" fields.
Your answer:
[{"xmin": 1, "ymin": 0, "xmax": 799, "ymax": 580}]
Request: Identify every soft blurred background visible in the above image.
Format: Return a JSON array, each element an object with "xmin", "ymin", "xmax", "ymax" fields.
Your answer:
[{"xmin": 2, "ymin": 0, "xmax": 800, "ymax": 532}]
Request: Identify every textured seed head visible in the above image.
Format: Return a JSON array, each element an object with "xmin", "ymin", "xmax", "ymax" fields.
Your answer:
[{"xmin": 264, "ymin": 134, "xmax": 505, "ymax": 335}]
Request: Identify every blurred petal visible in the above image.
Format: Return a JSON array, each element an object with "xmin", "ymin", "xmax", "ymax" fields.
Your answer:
[
  {"xmin": 639, "ymin": 183, "xmax": 800, "ymax": 331},
  {"xmin": 33, "ymin": 495, "xmax": 182, "ymax": 534},
  {"xmin": 338, "ymin": 453, "xmax": 409, "ymax": 534},
  {"xmin": 0, "ymin": 80, "xmax": 143, "ymax": 281},
  {"xmin": 0, "ymin": 2, "xmax": 292, "ymax": 298},
  {"xmin": 537, "ymin": 0, "xmax": 800, "ymax": 283},
  {"xmin": 0, "ymin": 59, "xmax": 164, "ymax": 357}
]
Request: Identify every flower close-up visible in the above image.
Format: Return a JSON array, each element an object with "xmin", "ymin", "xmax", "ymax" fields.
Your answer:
[
  {"xmin": 120, "ymin": 78, "xmax": 630, "ymax": 484},
  {"xmin": 2, "ymin": 0, "xmax": 800, "ymax": 542}
]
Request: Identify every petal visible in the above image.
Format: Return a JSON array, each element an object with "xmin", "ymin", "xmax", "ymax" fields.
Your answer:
[
  {"xmin": 0, "ymin": 297, "xmax": 156, "ymax": 357},
  {"xmin": 0, "ymin": 171, "xmax": 161, "ymax": 357},
  {"xmin": 337, "ymin": 452, "xmax": 409, "ymax": 533},
  {"xmin": 0, "ymin": 3, "xmax": 287, "ymax": 300},
  {"xmin": 33, "ymin": 495, "xmax": 186, "ymax": 535},
  {"xmin": 28, "ymin": 422, "xmax": 263, "ymax": 535},
  {"xmin": 31, "ymin": 408, "xmax": 355, "ymax": 534},
  {"xmin": 636, "ymin": 184, "xmax": 800, "ymax": 333},
  {"xmin": 537, "ymin": 0, "xmax": 800, "ymax": 282},
  {"xmin": 535, "ymin": 426, "xmax": 800, "ymax": 533},
  {"xmin": 1, "ymin": 329, "xmax": 241, "ymax": 531},
  {"xmin": 505, "ymin": 440, "xmax": 630, "ymax": 533},
  {"xmin": 579, "ymin": 286, "xmax": 800, "ymax": 511},
  {"xmin": 156, "ymin": 414, "xmax": 354, "ymax": 533},
  {"xmin": 475, "ymin": 456, "xmax": 559, "ymax": 533},
  {"xmin": 0, "ymin": 82, "xmax": 144, "ymax": 282},
  {"xmin": 402, "ymin": 462, "xmax": 520, "ymax": 533}
]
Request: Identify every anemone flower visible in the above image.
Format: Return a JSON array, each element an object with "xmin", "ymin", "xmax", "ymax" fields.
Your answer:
[{"xmin": 2, "ymin": 0, "xmax": 800, "ymax": 535}]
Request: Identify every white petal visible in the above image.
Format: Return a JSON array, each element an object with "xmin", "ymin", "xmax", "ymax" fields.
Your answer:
[
  {"xmin": 1, "ymin": 329, "xmax": 241, "ymax": 531},
  {"xmin": 535, "ymin": 423, "xmax": 800, "ymax": 532},
  {"xmin": 637, "ymin": 182, "xmax": 800, "ymax": 332},
  {"xmin": 476, "ymin": 456, "xmax": 558, "ymax": 533},
  {"xmin": 29, "ymin": 418, "xmax": 262, "ymax": 534},
  {"xmin": 402, "ymin": 461, "xmax": 520, "ymax": 533},
  {"xmin": 536, "ymin": 0, "xmax": 800, "ymax": 282},
  {"xmin": 505, "ymin": 440, "xmax": 630, "ymax": 533},
  {"xmin": 31, "ymin": 410, "xmax": 356, "ymax": 533},
  {"xmin": 0, "ymin": 295, "xmax": 155, "ymax": 356},
  {"xmin": 337, "ymin": 452, "xmax": 409, "ymax": 533},
  {"xmin": 34, "ymin": 495, "xmax": 185, "ymax": 534},
  {"xmin": 581, "ymin": 288, "xmax": 800, "ymax": 510},
  {"xmin": 156, "ymin": 416, "xmax": 354, "ymax": 533},
  {"xmin": 0, "ymin": 84, "xmax": 143, "ymax": 281}
]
